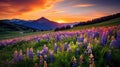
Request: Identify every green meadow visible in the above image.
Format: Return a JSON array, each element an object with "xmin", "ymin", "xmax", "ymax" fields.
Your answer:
[{"xmin": 0, "ymin": 17, "xmax": 120, "ymax": 67}]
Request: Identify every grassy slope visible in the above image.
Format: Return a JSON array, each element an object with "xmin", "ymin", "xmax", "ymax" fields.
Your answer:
[
  {"xmin": 0, "ymin": 31, "xmax": 53, "ymax": 40},
  {"xmin": 70, "ymin": 17, "xmax": 120, "ymax": 30}
]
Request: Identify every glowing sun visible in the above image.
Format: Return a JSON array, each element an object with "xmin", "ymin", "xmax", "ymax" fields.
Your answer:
[{"xmin": 56, "ymin": 20, "xmax": 66, "ymax": 23}]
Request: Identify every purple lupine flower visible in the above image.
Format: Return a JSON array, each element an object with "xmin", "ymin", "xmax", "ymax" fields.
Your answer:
[
  {"xmin": 109, "ymin": 39, "xmax": 119, "ymax": 48},
  {"xmin": 87, "ymin": 30, "xmax": 92, "ymax": 38},
  {"xmin": 116, "ymin": 40, "xmax": 120, "ymax": 49},
  {"xmin": 93, "ymin": 31, "xmax": 99, "ymax": 38},
  {"xmin": 26, "ymin": 48, "xmax": 29, "ymax": 57},
  {"xmin": 59, "ymin": 44, "xmax": 63, "ymax": 52},
  {"xmin": 72, "ymin": 62, "xmax": 77, "ymax": 67},
  {"xmin": 29, "ymin": 48, "xmax": 34, "ymax": 60},
  {"xmin": 43, "ymin": 44, "xmax": 48, "ymax": 54},
  {"xmin": 19, "ymin": 53, "xmax": 24, "ymax": 62},
  {"xmin": 108, "ymin": 28, "xmax": 113, "ymax": 35},
  {"xmin": 55, "ymin": 35, "xmax": 60, "ymax": 42},
  {"xmin": 54, "ymin": 43, "xmax": 57, "ymax": 53},
  {"xmin": 64, "ymin": 43, "xmax": 68, "ymax": 51},
  {"xmin": 109, "ymin": 36, "xmax": 117, "ymax": 48},
  {"xmin": 40, "ymin": 50, "xmax": 44, "ymax": 56},
  {"xmin": 83, "ymin": 38, "xmax": 88, "ymax": 49},
  {"xmin": 43, "ymin": 44, "xmax": 48, "ymax": 52},
  {"xmin": 49, "ymin": 51, "xmax": 54, "ymax": 63},
  {"xmin": 88, "ymin": 49, "xmax": 92, "ymax": 55},
  {"xmin": 92, "ymin": 32, "xmax": 96, "ymax": 39},
  {"xmin": 77, "ymin": 35, "xmax": 84, "ymax": 42},
  {"xmin": 19, "ymin": 49, "xmax": 24, "ymax": 62},
  {"xmin": 37, "ymin": 50, "xmax": 40, "ymax": 59},
  {"xmin": 46, "ymin": 35, "xmax": 50, "ymax": 41},
  {"xmin": 100, "ymin": 32, "xmax": 108, "ymax": 46},
  {"xmin": 44, "ymin": 55, "xmax": 47, "ymax": 61},
  {"xmin": 13, "ymin": 50, "xmax": 19, "ymax": 62},
  {"xmin": 116, "ymin": 30, "xmax": 120, "ymax": 40},
  {"xmin": 37, "ymin": 38, "xmax": 40, "ymax": 44},
  {"xmin": 116, "ymin": 31, "xmax": 120, "ymax": 48}
]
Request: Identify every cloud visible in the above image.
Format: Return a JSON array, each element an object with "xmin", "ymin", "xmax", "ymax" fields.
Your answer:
[
  {"xmin": 47, "ymin": 10, "xmax": 65, "ymax": 14},
  {"xmin": 0, "ymin": 0, "xmax": 63, "ymax": 17},
  {"xmin": 72, "ymin": 4, "xmax": 95, "ymax": 8}
]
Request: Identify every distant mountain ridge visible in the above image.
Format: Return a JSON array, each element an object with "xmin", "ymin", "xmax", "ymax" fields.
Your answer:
[
  {"xmin": 0, "ymin": 17, "xmax": 69, "ymax": 31},
  {"xmin": 1, "ymin": 12, "xmax": 120, "ymax": 31}
]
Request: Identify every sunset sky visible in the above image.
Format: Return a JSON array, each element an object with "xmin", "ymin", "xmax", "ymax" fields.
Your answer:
[{"xmin": 0, "ymin": 0, "xmax": 120, "ymax": 23}]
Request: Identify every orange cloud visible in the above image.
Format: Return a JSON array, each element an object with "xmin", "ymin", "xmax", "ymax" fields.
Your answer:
[
  {"xmin": 72, "ymin": 4, "xmax": 95, "ymax": 8},
  {"xmin": 47, "ymin": 10, "xmax": 65, "ymax": 14},
  {"xmin": 0, "ymin": 0, "xmax": 63, "ymax": 18}
]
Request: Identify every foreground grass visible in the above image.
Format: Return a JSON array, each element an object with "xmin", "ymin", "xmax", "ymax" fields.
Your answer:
[
  {"xmin": 0, "ymin": 31, "xmax": 53, "ymax": 40},
  {"xmin": 0, "ymin": 36, "xmax": 120, "ymax": 67}
]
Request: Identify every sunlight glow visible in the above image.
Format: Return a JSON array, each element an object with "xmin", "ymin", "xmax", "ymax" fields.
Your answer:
[{"xmin": 56, "ymin": 20, "xmax": 66, "ymax": 23}]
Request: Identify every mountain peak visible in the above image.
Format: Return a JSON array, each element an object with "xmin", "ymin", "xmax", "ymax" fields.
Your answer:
[{"xmin": 36, "ymin": 17, "xmax": 49, "ymax": 21}]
